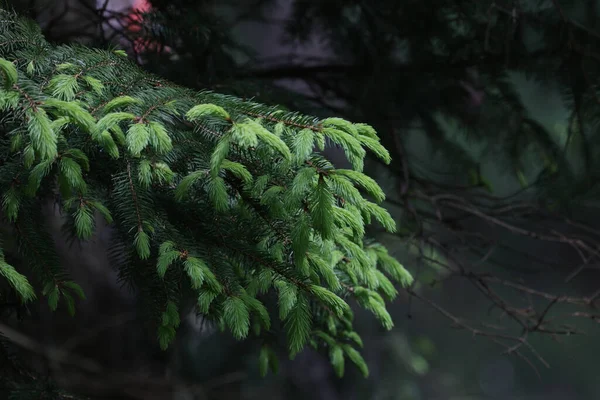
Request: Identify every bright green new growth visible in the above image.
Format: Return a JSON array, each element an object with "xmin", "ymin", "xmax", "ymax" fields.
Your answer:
[{"xmin": 0, "ymin": 9, "xmax": 412, "ymax": 378}]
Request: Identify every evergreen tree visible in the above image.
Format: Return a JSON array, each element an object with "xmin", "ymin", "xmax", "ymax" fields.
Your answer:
[
  {"xmin": 0, "ymin": 7, "xmax": 414, "ymax": 397},
  {"xmin": 4, "ymin": 0, "xmax": 600, "ymax": 398}
]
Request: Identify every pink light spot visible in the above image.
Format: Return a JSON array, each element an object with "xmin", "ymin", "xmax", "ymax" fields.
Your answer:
[
  {"xmin": 126, "ymin": 0, "xmax": 171, "ymax": 54},
  {"xmin": 132, "ymin": 0, "xmax": 151, "ymax": 12}
]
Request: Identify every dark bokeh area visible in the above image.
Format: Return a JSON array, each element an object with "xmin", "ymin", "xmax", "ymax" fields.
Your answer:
[{"xmin": 2, "ymin": 1, "xmax": 600, "ymax": 399}]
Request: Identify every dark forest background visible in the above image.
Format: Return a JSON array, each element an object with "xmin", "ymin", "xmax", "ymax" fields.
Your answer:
[{"xmin": 3, "ymin": 0, "xmax": 600, "ymax": 399}]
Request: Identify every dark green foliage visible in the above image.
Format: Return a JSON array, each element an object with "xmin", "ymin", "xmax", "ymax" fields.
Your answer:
[
  {"xmin": 4, "ymin": 1, "xmax": 600, "ymax": 398},
  {"xmin": 0, "ymin": 7, "xmax": 412, "ymax": 385}
]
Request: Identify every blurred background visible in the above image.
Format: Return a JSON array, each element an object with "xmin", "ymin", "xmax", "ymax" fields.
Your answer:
[{"xmin": 3, "ymin": 1, "xmax": 600, "ymax": 399}]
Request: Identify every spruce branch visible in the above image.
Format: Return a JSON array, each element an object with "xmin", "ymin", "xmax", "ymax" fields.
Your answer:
[{"xmin": 0, "ymin": 7, "xmax": 411, "ymax": 381}]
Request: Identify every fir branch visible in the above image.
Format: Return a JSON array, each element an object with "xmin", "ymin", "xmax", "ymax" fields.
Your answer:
[{"xmin": 0, "ymin": 7, "xmax": 409, "ymax": 381}]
